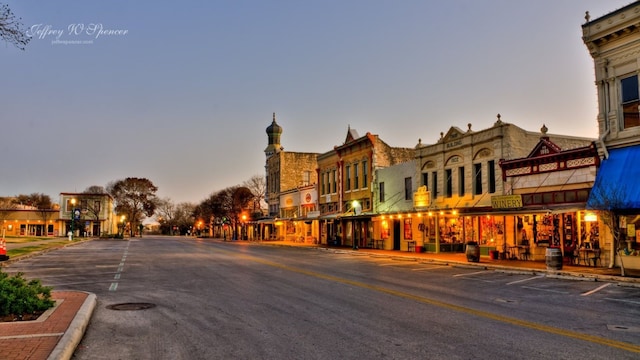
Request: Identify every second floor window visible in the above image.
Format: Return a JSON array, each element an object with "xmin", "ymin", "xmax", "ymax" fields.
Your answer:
[
  {"xmin": 445, "ymin": 169, "xmax": 453, "ymax": 198},
  {"xmin": 621, "ymin": 75, "xmax": 640, "ymax": 129},
  {"xmin": 379, "ymin": 182, "xmax": 385, "ymax": 202},
  {"xmin": 488, "ymin": 160, "xmax": 496, "ymax": 194},
  {"xmin": 332, "ymin": 170, "xmax": 337, "ymax": 193},
  {"xmin": 404, "ymin": 177, "xmax": 412, "ymax": 200},
  {"xmin": 354, "ymin": 163, "xmax": 359, "ymax": 190},
  {"xmin": 474, "ymin": 163, "xmax": 482, "ymax": 195},
  {"xmin": 345, "ymin": 165, "xmax": 351, "ymax": 191},
  {"xmin": 458, "ymin": 166, "xmax": 465, "ymax": 196},
  {"xmin": 362, "ymin": 160, "xmax": 368, "ymax": 188}
]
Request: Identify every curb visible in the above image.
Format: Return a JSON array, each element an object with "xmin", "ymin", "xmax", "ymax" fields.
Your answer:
[{"xmin": 48, "ymin": 292, "xmax": 97, "ymax": 360}]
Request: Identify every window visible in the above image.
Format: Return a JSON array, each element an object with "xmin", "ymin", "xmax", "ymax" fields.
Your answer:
[
  {"xmin": 445, "ymin": 169, "xmax": 453, "ymax": 198},
  {"xmin": 362, "ymin": 161, "xmax": 368, "ymax": 188},
  {"xmin": 345, "ymin": 165, "xmax": 351, "ymax": 191},
  {"xmin": 354, "ymin": 163, "xmax": 359, "ymax": 189},
  {"xmin": 422, "ymin": 172, "xmax": 429, "ymax": 189},
  {"xmin": 474, "ymin": 163, "xmax": 482, "ymax": 195},
  {"xmin": 303, "ymin": 171, "xmax": 311, "ymax": 186},
  {"xmin": 488, "ymin": 160, "xmax": 496, "ymax": 194},
  {"xmin": 458, "ymin": 166, "xmax": 465, "ymax": 196},
  {"xmin": 404, "ymin": 177, "xmax": 412, "ymax": 200},
  {"xmin": 379, "ymin": 182, "xmax": 385, "ymax": 202},
  {"xmin": 621, "ymin": 75, "xmax": 640, "ymax": 129},
  {"xmin": 432, "ymin": 171, "xmax": 438, "ymax": 199},
  {"xmin": 94, "ymin": 201, "xmax": 101, "ymax": 212},
  {"xmin": 332, "ymin": 170, "xmax": 337, "ymax": 193}
]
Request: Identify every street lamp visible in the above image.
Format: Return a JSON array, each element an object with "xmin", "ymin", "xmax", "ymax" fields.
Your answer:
[
  {"xmin": 69, "ymin": 198, "xmax": 77, "ymax": 241},
  {"xmin": 242, "ymin": 214, "xmax": 247, "ymax": 240},
  {"xmin": 120, "ymin": 215, "xmax": 126, "ymax": 238}
]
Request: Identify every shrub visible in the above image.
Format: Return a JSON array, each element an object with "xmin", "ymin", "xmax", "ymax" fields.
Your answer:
[{"xmin": 0, "ymin": 271, "xmax": 54, "ymax": 319}]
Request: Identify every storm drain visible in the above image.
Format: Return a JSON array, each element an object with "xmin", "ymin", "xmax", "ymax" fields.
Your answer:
[{"xmin": 106, "ymin": 303, "xmax": 156, "ymax": 311}]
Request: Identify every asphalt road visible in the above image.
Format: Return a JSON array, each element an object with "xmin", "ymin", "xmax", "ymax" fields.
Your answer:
[{"xmin": 4, "ymin": 236, "xmax": 640, "ymax": 359}]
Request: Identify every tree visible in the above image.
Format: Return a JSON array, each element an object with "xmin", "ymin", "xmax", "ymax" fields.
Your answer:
[
  {"xmin": 243, "ymin": 174, "xmax": 267, "ymax": 217},
  {"xmin": 155, "ymin": 198, "xmax": 195, "ymax": 235},
  {"xmin": 107, "ymin": 178, "xmax": 158, "ymax": 237},
  {"xmin": 0, "ymin": 197, "xmax": 17, "ymax": 232},
  {"xmin": 0, "ymin": 3, "xmax": 30, "ymax": 50},
  {"xmin": 587, "ymin": 182, "xmax": 628, "ymax": 276},
  {"xmin": 15, "ymin": 193, "xmax": 56, "ymax": 237},
  {"xmin": 82, "ymin": 186, "xmax": 109, "ymax": 236}
]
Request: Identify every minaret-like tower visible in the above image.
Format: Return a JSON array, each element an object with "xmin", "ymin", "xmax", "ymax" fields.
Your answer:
[{"xmin": 265, "ymin": 112, "xmax": 283, "ymax": 158}]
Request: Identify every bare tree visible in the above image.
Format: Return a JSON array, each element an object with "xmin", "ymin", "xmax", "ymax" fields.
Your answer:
[
  {"xmin": 243, "ymin": 174, "xmax": 267, "ymax": 216},
  {"xmin": 588, "ymin": 183, "xmax": 628, "ymax": 276},
  {"xmin": 0, "ymin": 3, "xmax": 30, "ymax": 50}
]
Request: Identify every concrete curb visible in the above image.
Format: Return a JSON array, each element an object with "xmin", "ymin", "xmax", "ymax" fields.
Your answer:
[{"xmin": 48, "ymin": 292, "xmax": 97, "ymax": 360}]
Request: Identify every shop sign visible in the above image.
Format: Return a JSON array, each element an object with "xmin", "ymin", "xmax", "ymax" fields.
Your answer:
[
  {"xmin": 491, "ymin": 195, "xmax": 523, "ymax": 209},
  {"xmin": 413, "ymin": 186, "xmax": 431, "ymax": 208}
]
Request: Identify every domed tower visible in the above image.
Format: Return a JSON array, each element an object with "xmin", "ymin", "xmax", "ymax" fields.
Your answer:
[{"xmin": 265, "ymin": 112, "xmax": 283, "ymax": 158}]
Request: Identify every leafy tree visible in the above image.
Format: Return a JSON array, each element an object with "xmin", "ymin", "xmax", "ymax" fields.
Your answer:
[
  {"xmin": 15, "ymin": 193, "xmax": 56, "ymax": 236},
  {"xmin": 107, "ymin": 178, "xmax": 158, "ymax": 237},
  {"xmin": 0, "ymin": 197, "xmax": 17, "ymax": 231},
  {"xmin": 0, "ymin": 3, "xmax": 30, "ymax": 50}
]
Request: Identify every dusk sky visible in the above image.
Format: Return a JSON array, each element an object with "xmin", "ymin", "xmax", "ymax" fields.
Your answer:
[{"xmin": 1, "ymin": 0, "xmax": 632, "ymax": 205}]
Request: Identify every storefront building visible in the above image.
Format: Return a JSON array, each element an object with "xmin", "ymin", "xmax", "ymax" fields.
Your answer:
[
  {"xmin": 411, "ymin": 118, "xmax": 595, "ymax": 255},
  {"xmin": 499, "ymin": 130, "xmax": 599, "ymax": 263},
  {"xmin": 583, "ymin": 2, "xmax": 640, "ymax": 269},
  {"xmin": 317, "ymin": 127, "xmax": 413, "ymax": 248}
]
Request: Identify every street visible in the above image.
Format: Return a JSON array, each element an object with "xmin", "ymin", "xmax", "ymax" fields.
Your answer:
[{"xmin": 4, "ymin": 236, "xmax": 640, "ymax": 359}]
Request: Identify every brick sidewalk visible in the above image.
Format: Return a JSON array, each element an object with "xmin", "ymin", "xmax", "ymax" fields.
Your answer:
[{"xmin": 0, "ymin": 291, "xmax": 89, "ymax": 360}]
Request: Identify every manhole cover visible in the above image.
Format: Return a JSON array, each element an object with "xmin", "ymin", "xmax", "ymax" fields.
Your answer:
[{"xmin": 106, "ymin": 303, "xmax": 156, "ymax": 311}]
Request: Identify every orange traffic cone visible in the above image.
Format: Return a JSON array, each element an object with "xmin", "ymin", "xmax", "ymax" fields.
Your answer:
[{"xmin": 0, "ymin": 237, "xmax": 9, "ymax": 261}]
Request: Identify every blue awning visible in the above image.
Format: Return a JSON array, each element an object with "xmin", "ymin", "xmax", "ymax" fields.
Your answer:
[{"xmin": 587, "ymin": 145, "xmax": 640, "ymax": 210}]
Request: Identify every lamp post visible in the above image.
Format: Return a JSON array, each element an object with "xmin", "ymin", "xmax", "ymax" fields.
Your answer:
[
  {"xmin": 119, "ymin": 215, "xmax": 126, "ymax": 238},
  {"xmin": 242, "ymin": 214, "xmax": 247, "ymax": 240},
  {"xmin": 69, "ymin": 198, "xmax": 76, "ymax": 241}
]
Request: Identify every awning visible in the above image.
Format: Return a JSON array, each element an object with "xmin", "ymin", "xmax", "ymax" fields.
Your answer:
[{"xmin": 587, "ymin": 145, "xmax": 640, "ymax": 210}]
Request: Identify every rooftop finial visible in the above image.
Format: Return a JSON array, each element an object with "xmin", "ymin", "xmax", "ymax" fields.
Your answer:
[
  {"xmin": 585, "ymin": 11, "xmax": 590, "ymax": 23},
  {"xmin": 541, "ymin": 124, "xmax": 548, "ymax": 134},
  {"xmin": 273, "ymin": 112, "xmax": 276, "ymax": 122}
]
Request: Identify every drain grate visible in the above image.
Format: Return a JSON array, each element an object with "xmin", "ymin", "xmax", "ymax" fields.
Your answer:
[{"xmin": 106, "ymin": 303, "xmax": 156, "ymax": 311}]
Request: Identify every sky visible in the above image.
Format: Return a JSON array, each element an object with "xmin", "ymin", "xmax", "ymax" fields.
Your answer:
[{"xmin": 0, "ymin": 0, "xmax": 634, "ymax": 205}]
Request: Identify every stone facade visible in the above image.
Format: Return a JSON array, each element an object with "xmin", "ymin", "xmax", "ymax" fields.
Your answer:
[{"xmin": 583, "ymin": 1, "xmax": 640, "ymax": 150}]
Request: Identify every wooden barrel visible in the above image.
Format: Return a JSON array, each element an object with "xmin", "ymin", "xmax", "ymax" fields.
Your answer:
[
  {"xmin": 465, "ymin": 243, "xmax": 480, "ymax": 263},
  {"xmin": 545, "ymin": 248, "xmax": 563, "ymax": 270}
]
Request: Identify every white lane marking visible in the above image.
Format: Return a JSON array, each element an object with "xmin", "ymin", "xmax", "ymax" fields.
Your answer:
[
  {"xmin": 412, "ymin": 265, "xmax": 449, "ymax": 271},
  {"xmin": 507, "ymin": 275, "xmax": 545, "ymax": 285},
  {"xmin": 109, "ymin": 282, "xmax": 118, "ymax": 291},
  {"xmin": 605, "ymin": 297, "xmax": 640, "ymax": 305},
  {"xmin": 521, "ymin": 286, "xmax": 569, "ymax": 294},
  {"xmin": 453, "ymin": 270, "xmax": 487, "ymax": 277},
  {"xmin": 581, "ymin": 283, "xmax": 612, "ymax": 296}
]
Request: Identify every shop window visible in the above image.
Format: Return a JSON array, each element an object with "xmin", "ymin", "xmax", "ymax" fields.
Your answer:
[{"xmin": 621, "ymin": 75, "xmax": 640, "ymax": 129}]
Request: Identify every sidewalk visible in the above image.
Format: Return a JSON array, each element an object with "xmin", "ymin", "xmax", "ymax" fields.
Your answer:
[{"xmin": 255, "ymin": 239, "xmax": 640, "ymax": 285}]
